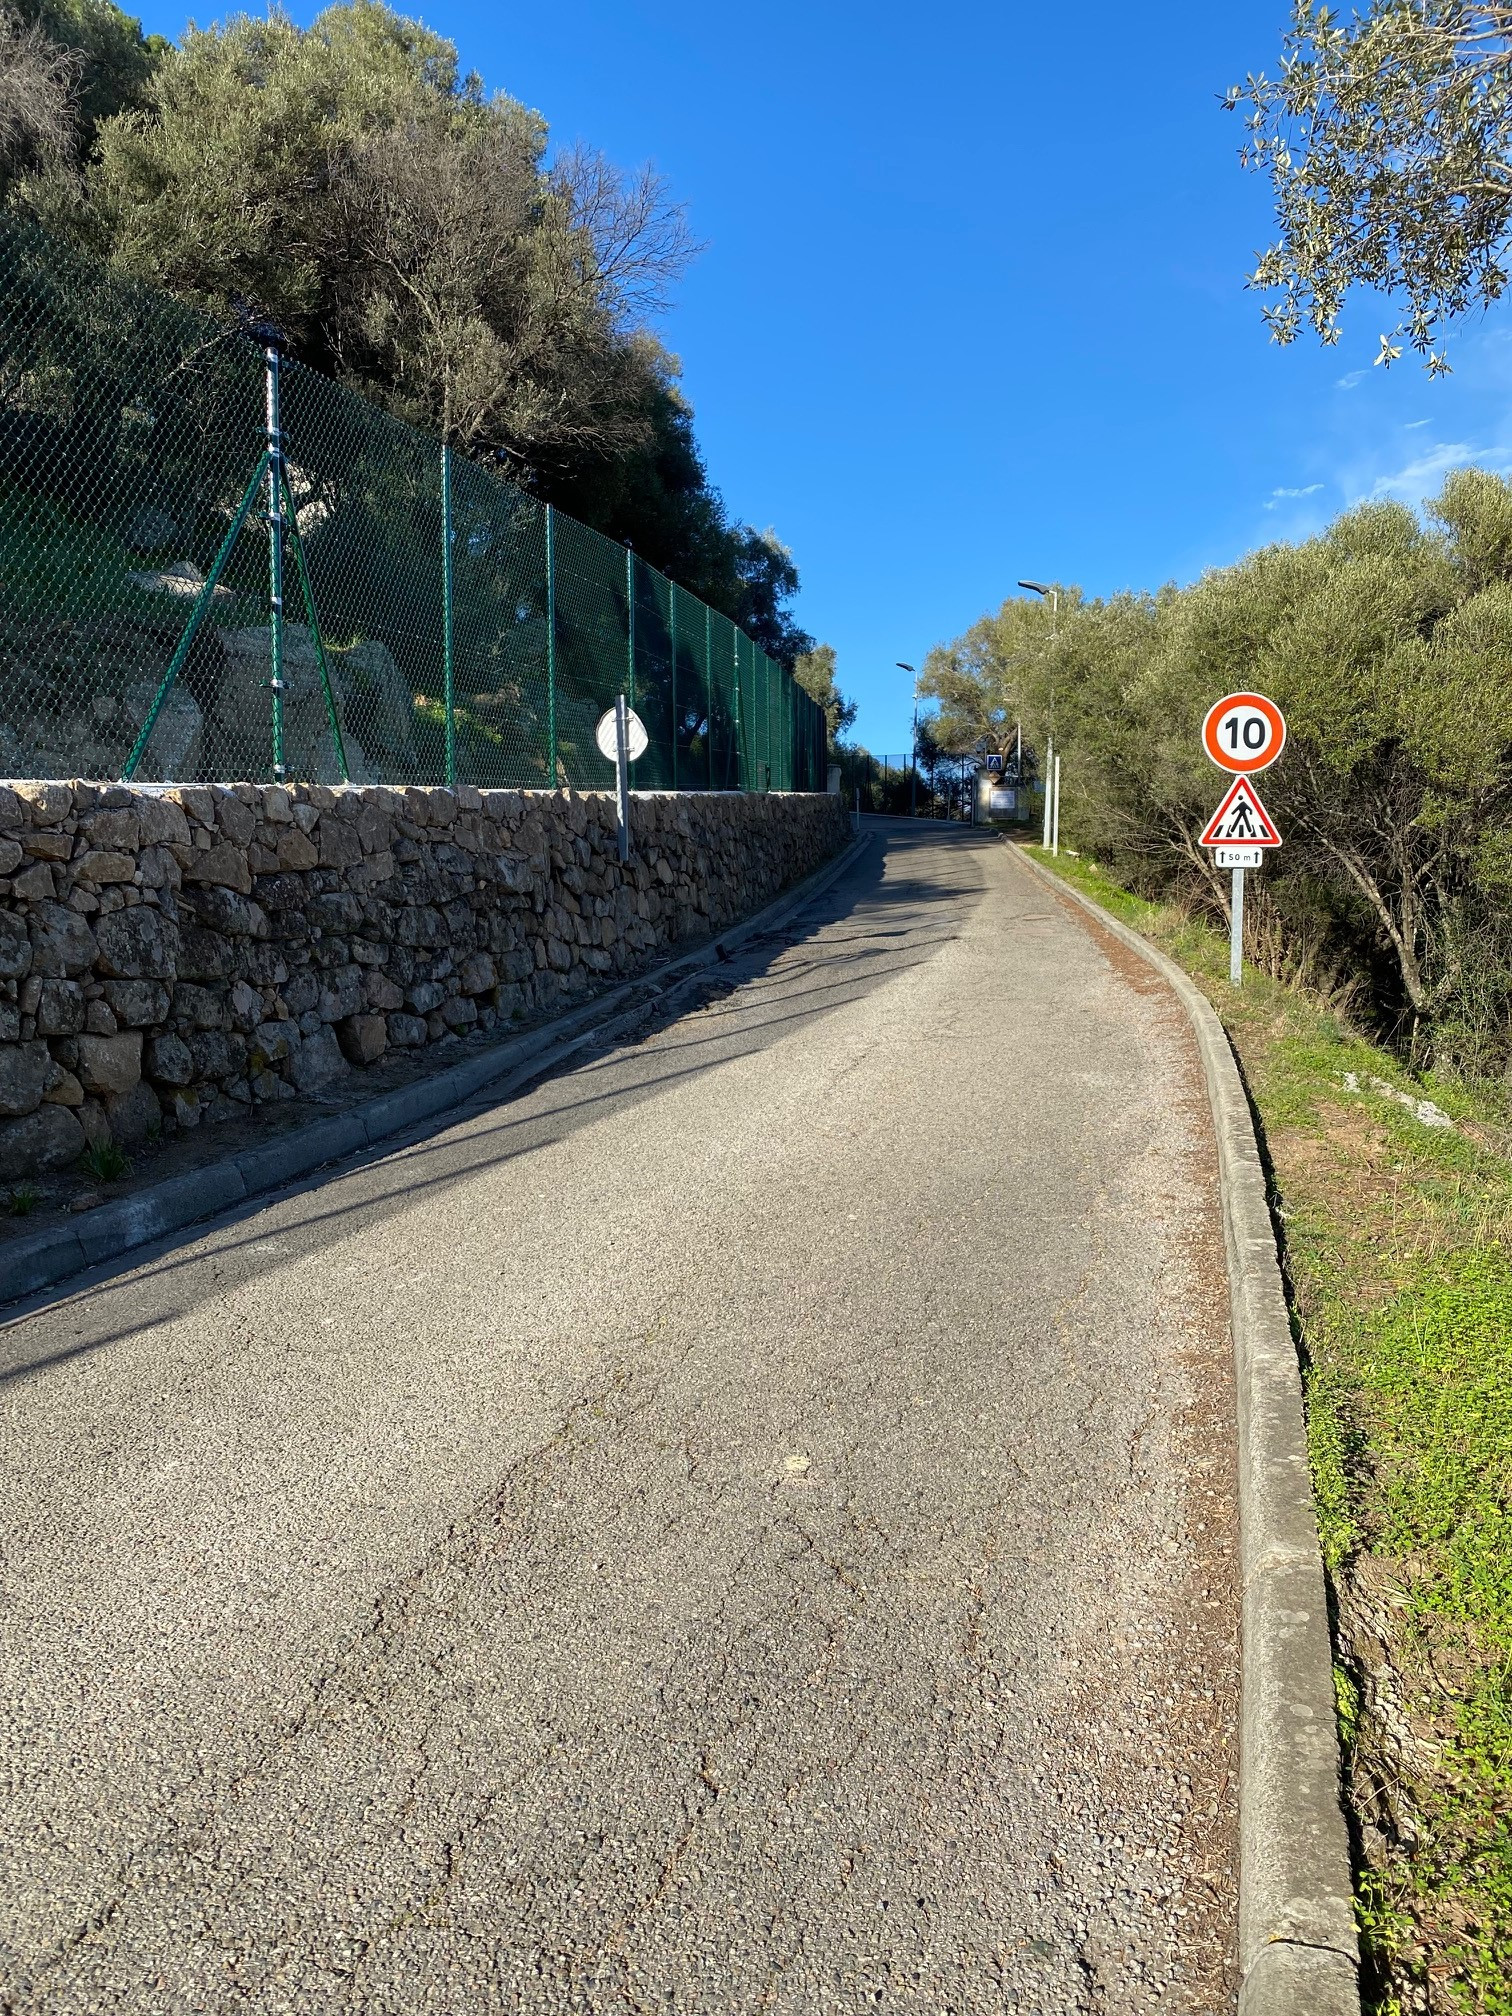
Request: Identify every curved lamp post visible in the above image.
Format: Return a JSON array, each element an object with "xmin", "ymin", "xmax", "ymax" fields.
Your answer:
[
  {"xmin": 897, "ymin": 661, "xmax": 917, "ymax": 816},
  {"xmin": 1018, "ymin": 580, "xmax": 1060, "ymax": 851}
]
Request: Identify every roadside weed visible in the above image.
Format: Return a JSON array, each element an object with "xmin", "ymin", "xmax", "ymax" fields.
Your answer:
[{"xmin": 82, "ymin": 1140, "xmax": 132, "ymax": 1183}]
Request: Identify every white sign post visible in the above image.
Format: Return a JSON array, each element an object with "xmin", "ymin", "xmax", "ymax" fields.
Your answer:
[
  {"xmin": 595, "ymin": 696, "xmax": 648, "ymax": 863},
  {"xmin": 1199, "ymin": 691, "xmax": 1286, "ymax": 985}
]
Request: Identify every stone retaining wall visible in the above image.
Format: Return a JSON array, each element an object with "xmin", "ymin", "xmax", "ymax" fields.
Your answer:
[{"xmin": 0, "ymin": 781, "xmax": 848, "ymax": 1181}]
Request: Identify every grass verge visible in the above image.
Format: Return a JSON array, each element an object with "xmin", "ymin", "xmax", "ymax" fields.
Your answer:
[{"xmin": 1029, "ymin": 844, "xmax": 1512, "ymax": 2016}]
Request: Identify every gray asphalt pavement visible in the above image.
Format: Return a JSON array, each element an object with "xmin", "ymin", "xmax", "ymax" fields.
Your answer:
[{"xmin": 0, "ymin": 820, "xmax": 1239, "ymax": 2014}]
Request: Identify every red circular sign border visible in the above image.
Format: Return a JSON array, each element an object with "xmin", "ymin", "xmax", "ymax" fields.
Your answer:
[{"xmin": 1202, "ymin": 692, "xmax": 1287, "ymax": 774}]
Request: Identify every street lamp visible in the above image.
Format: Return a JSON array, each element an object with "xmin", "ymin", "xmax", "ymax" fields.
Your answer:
[
  {"xmin": 897, "ymin": 661, "xmax": 917, "ymax": 817},
  {"xmin": 1018, "ymin": 580, "xmax": 1060, "ymax": 851}
]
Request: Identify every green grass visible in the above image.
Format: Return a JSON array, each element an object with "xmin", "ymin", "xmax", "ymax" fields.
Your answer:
[
  {"xmin": 7, "ymin": 1183, "xmax": 37, "ymax": 1216},
  {"xmin": 1030, "ymin": 844, "xmax": 1512, "ymax": 2014}
]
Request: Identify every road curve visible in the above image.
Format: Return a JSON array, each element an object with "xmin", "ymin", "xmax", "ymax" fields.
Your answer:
[{"xmin": 0, "ymin": 819, "xmax": 1239, "ymax": 2014}]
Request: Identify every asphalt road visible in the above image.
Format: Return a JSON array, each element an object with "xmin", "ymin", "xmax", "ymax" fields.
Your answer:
[{"xmin": 0, "ymin": 820, "xmax": 1240, "ymax": 2014}]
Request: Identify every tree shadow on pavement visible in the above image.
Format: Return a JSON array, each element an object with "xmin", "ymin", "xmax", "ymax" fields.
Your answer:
[{"xmin": 0, "ymin": 823, "xmax": 1001, "ymax": 1382}]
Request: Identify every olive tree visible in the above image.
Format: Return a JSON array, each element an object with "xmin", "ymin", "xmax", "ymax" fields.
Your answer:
[{"xmin": 1230, "ymin": 2, "xmax": 1512, "ymax": 370}]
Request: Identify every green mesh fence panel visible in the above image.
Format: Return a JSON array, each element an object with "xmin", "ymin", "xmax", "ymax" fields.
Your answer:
[
  {"xmin": 669, "ymin": 580, "xmax": 709, "ymax": 789},
  {"xmin": 446, "ymin": 450, "xmax": 550, "ymax": 789},
  {"xmin": 0, "ymin": 215, "xmax": 265, "ymax": 782},
  {"xmin": 552, "ymin": 511, "xmax": 626, "ymax": 793},
  {"xmin": 735, "ymin": 630, "xmax": 754, "ymax": 790},
  {"xmin": 0, "ymin": 212, "xmax": 825, "ymax": 793},
  {"xmin": 631, "ymin": 556, "xmax": 674, "ymax": 789}
]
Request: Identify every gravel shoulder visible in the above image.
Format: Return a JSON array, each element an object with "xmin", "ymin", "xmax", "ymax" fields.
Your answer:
[{"xmin": 0, "ymin": 819, "xmax": 1240, "ymax": 2013}]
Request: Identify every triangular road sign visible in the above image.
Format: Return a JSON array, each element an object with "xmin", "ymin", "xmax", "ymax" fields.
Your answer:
[{"xmin": 1200, "ymin": 775, "xmax": 1281, "ymax": 847}]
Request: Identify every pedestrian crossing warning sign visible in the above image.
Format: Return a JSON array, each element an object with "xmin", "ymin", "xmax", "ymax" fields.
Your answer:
[{"xmin": 1199, "ymin": 775, "xmax": 1281, "ymax": 848}]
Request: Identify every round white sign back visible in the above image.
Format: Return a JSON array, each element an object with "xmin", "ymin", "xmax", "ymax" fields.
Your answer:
[{"xmin": 595, "ymin": 705, "xmax": 649, "ymax": 764}]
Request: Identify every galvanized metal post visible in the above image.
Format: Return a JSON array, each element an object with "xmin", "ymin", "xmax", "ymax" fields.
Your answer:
[
  {"xmin": 1231, "ymin": 866, "xmax": 1245, "ymax": 985},
  {"xmin": 615, "ymin": 691, "xmax": 631, "ymax": 863},
  {"xmin": 441, "ymin": 440, "xmax": 455, "ymax": 787},
  {"xmin": 1051, "ymin": 753, "xmax": 1062, "ymax": 855},
  {"xmin": 625, "ymin": 542, "xmax": 635, "ymax": 714},
  {"xmin": 1041, "ymin": 740, "xmax": 1054, "ymax": 848},
  {"xmin": 264, "ymin": 345, "xmax": 286, "ymax": 782},
  {"xmin": 545, "ymin": 502, "xmax": 557, "ymax": 787}
]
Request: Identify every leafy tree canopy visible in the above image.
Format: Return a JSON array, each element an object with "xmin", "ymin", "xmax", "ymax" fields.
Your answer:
[
  {"xmin": 792, "ymin": 643, "xmax": 856, "ymax": 748},
  {"xmin": 6, "ymin": 0, "xmax": 812, "ymax": 659},
  {"xmin": 930, "ymin": 470, "xmax": 1512, "ymax": 1063},
  {"xmin": 1230, "ymin": 2, "xmax": 1512, "ymax": 371}
]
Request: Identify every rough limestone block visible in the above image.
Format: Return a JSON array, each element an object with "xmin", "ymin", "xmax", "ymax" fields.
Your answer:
[
  {"xmin": 106, "ymin": 1079, "xmax": 160, "ymax": 1145},
  {"xmin": 94, "ymin": 907, "xmax": 177, "ymax": 981},
  {"xmin": 76, "ymin": 1032, "xmax": 143, "ymax": 1099},
  {"xmin": 105, "ymin": 980, "xmax": 171, "ymax": 1028},
  {"xmin": 0, "ymin": 1041, "xmax": 50, "ymax": 1116},
  {"xmin": 289, "ymin": 1024, "xmax": 347, "ymax": 1092},
  {"xmin": 36, "ymin": 980, "xmax": 85, "ymax": 1037},
  {"xmin": 0, "ymin": 1104, "xmax": 85, "ymax": 1179},
  {"xmin": 43, "ymin": 1068, "xmax": 83, "ymax": 1108},
  {"xmin": 144, "ymin": 1033, "xmax": 194, "ymax": 1086},
  {"xmin": 337, "ymin": 1014, "xmax": 387, "ymax": 1065}
]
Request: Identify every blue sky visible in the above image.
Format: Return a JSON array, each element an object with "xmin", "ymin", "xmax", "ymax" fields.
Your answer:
[{"xmin": 137, "ymin": 0, "xmax": 1512, "ymax": 750}]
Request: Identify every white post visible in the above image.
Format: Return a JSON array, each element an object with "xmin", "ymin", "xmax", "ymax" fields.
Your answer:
[
  {"xmin": 1051, "ymin": 753, "xmax": 1062, "ymax": 856},
  {"xmin": 1041, "ymin": 739, "xmax": 1053, "ymax": 847},
  {"xmin": 1230, "ymin": 866, "xmax": 1244, "ymax": 985},
  {"xmin": 615, "ymin": 692, "xmax": 631, "ymax": 863}
]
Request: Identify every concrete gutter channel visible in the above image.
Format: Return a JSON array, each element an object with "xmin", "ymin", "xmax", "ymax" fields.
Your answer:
[
  {"xmin": 0, "ymin": 831, "xmax": 872, "ymax": 1305},
  {"xmin": 1018, "ymin": 848, "xmax": 1361, "ymax": 2016}
]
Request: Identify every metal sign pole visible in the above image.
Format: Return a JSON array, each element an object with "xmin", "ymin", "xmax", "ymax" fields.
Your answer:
[
  {"xmin": 1231, "ymin": 866, "xmax": 1245, "ymax": 985},
  {"xmin": 1041, "ymin": 740, "xmax": 1053, "ymax": 847},
  {"xmin": 1051, "ymin": 753, "xmax": 1062, "ymax": 856},
  {"xmin": 615, "ymin": 692, "xmax": 631, "ymax": 863}
]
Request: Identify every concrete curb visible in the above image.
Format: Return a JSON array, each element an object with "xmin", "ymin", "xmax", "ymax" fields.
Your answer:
[
  {"xmin": 1016, "ymin": 849, "xmax": 1360, "ymax": 2016},
  {"xmin": 1, "ymin": 831, "xmax": 871, "ymax": 1306}
]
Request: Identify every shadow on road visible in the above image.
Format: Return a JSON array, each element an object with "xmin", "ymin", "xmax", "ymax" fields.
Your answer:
[{"xmin": 0, "ymin": 821, "xmax": 999, "ymax": 1380}]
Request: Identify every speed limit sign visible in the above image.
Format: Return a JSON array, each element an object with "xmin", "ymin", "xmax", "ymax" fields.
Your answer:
[{"xmin": 1202, "ymin": 692, "xmax": 1286, "ymax": 774}]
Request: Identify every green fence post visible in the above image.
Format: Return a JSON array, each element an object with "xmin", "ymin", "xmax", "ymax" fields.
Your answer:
[
  {"xmin": 441, "ymin": 440, "xmax": 455, "ymax": 787},
  {"xmin": 670, "ymin": 581, "xmax": 678, "ymax": 792},
  {"xmin": 625, "ymin": 541, "xmax": 635, "ymax": 713},
  {"xmin": 733, "ymin": 631, "xmax": 742, "ymax": 790},
  {"xmin": 265, "ymin": 345, "xmax": 287, "ymax": 782},
  {"xmin": 759, "ymin": 652, "xmax": 768, "ymax": 792},
  {"xmin": 545, "ymin": 502, "xmax": 557, "ymax": 788}
]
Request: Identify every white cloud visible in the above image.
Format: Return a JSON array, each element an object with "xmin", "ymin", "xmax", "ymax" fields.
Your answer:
[
  {"xmin": 1362, "ymin": 439, "xmax": 1511, "ymax": 503},
  {"xmin": 1404, "ymin": 417, "xmax": 1431, "ymax": 429},
  {"xmin": 1263, "ymin": 482, "xmax": 1324, "ymax": 510},
  {"xmin": 1336, "ymin": 369, "xmax": 1368, "ymax": 390}
]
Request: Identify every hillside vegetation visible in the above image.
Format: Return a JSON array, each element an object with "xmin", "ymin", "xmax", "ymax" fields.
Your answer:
[
  {"xmin": 927, "ymin": 471, "xmax": 1512, "ymax": 1079},
  {"xmin": 0, "ymin": 0, "xmax": 815, "ymax": 666}
]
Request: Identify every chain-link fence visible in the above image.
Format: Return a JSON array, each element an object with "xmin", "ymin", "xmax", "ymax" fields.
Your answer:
[{"xmin": 0, "ymin": 214, "xmax": 826, "ymax": 794}]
